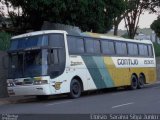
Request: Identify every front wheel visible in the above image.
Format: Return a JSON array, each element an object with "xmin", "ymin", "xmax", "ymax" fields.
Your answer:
[
  {"xmin": 69, "ymin": 79, "xmax": 82, "ymax": 99},
  {"xmin": 130, "ymin": 75, "xmax": 138, "ymax": 90}
]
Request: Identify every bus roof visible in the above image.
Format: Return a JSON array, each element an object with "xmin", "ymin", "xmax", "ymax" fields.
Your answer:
[
  {"xmin": 82, "ymin": 32, "xmax": 152, "ymax": 44},
  {"xmin": 11, "ymin": 30, "xmax": 152, "ymax": 44},
  {"xmin": 11, "ymin": 30, "xmax": 67, "ymax": 39}
]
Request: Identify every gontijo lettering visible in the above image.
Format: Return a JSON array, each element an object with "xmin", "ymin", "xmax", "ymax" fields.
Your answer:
[{"xmin": 117, "ymin": 59, "xmax": 138, "ymax": 65}]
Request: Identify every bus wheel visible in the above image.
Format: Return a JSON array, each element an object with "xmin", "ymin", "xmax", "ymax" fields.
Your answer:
[
  {"xmin": 36, "ymin": 95, "xmax": 49, "ymax": 101},
  {"xmin": 130, "ymin": 75, "xmax": 138, "ymax": 90},
  {"xmin": 137, "ymin": 74, "xmax": 145, "ymax": 89},
  {"xmin": 69, "ymin": 79, "xmax": 82, "ymax": 99}
]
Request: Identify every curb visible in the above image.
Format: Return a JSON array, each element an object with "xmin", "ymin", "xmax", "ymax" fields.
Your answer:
[
  {"xmin": 0, "ymin": 99, "xmax": 10, "ymax": 105},
  {"xmin": 0, "ymin": 96, "xmax": 36, "ymax": 105}
]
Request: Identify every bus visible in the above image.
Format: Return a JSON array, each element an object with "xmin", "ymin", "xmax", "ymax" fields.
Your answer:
[{"xmin": 7, "ymin": 30, "xmax": 156, "ymax": 99}]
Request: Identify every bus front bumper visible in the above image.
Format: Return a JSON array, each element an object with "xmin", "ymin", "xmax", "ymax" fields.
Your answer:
[{"xmin": 7, "ymin": 84, "xmax": 53, "ymax": 96}]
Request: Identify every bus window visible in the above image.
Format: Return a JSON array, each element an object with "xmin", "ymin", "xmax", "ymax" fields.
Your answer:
[
  {"xmin": 138, "ymin": 44, "xmax": 148, "ymax": 56},
  {"xmin": 84, "ymin": 38, "xmax": 101, "ymax": 54},
  {"xmin": 10, "ymin": 35, "xmax": 48, "ymax": 51},
  {"xmin": 94, "ymin": 40, "xmax": 101, "ymax": 54},
  {"xmin": 148, "ymin": 45, "xmax": 153, "ymax": 57},
  {"xmin": 85, "ymin": 38, "xmax": 94, "ymax": 54},
  {"xmin": 49, "ymin": 34, "xmax": 64, "ymax": 48},
  {"xmin": 50, "ymin": 49, "xmax": 59, "ymax": 64},
  {"xmin": 48, "ymin": 34, "xmax": 66, "ymax": 79},
  {"xmin": 115, "ymin": 42, "xmax": 127, "ymax": 55},
  {"xmin": 101, "ymin": 40, "xmax": 115, "ymax": 55},
  {"xmin": 67, "ymin": 36, "xmax": 84, "ymax": 54},
  {"xmin": 128, "ymin": 43, "xmax": 138, "ymax": 56}
]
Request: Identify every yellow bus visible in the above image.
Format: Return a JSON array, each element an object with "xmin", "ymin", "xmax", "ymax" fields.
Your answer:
[{"xmin": 7, "ymin": 30, "xmax": 156, "ymax": 99}]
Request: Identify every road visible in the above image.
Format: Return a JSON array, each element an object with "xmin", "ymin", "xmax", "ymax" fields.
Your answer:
[{"xmin": 0, "ymin": 83, "xmax": 160, "ymax": 114}]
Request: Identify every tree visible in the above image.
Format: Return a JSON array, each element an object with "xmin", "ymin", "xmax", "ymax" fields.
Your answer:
[
  {"xmin": 0, "ymin": 2, "xmax": 4, "ymax": 17},
  {"xmin": 0, "ymin": 0, "xmax": 5, "ymax": 28},
  {"xmin": 151, "ymin": 16, "xmax": 160, "ymax": 38},
  {"xmin": 105, "ymin": 0, "xmax": 126, "ymax": 36},
  {"xmin": 124, "ymin": 0, "xmax": 156, "ymax": 39},
  {"xmin": 150, "ymin": 0, "xmax": 160, "ymax": 39},
  {"xmin": 5, "ymin": 0, "xmax": 116, "ymax": 33},
  {"xmin": 0, "ymin": 31, "xmax": 11, "ymax": 50}
]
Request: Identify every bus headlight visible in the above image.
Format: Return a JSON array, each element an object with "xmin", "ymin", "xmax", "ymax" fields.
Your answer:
[
  {"xmin": 7, "ymin": 83, "xmax": 15, "ymax": 87},
  {"xmin": 7, "ymin": 80, "xmax": 15, "ymax": 87},
  {"xmin": 34, "ymin": 80, "xmax": 48, "ymax": 85}
]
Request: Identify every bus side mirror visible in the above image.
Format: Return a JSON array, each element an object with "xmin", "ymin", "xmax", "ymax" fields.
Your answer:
[{"xmin": 2, "ymin": 55, "xmax": 9, "ymax": 69}]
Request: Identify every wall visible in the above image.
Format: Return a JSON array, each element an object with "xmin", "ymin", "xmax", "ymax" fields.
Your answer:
[{"xmin": 0, "ymin": 51, "xmax": 8, "ymax": 98}]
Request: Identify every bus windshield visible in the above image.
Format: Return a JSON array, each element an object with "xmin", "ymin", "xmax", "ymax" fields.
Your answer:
[
  {"xmin": 8, "ymin": 33, "xmax": 65, "ymax": 79},
  {"xmin": 8, "ymin": 49, "xmax": 48, "ymax": 79},
  {"xmin": 10, "ymin": 35, "xmax": 48, "ymax": 50}
]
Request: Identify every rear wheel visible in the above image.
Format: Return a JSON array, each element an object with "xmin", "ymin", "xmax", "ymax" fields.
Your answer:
[
  {"xmin": 137, "ymin": 74, "xmax": 145, "ymax": 89},
  {"xmin": 69, "ymin": 79, "xmax": 82, "ymax": 99},
  {"xmin": 130, "ymin": 75, "xmax": 138, "ymax": 90}
]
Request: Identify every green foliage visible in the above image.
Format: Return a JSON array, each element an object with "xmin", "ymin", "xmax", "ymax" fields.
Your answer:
[
  {"xmin": 0, "ymin": 32, "xmax": 11, "ymax": 51},
  {"xmin": 106, "ymin": 0, "xmax": 126, "ymax": 19},
  {"xmin": 107, "ymin": 0, "xmax": 126, "ymax": 35},
  {"xmin": 151, "ymin": 17, "xmax": 160, "ymax": 38},
  {"xmin": 153, "ymin": 43, "xmax": 160, "ymax": 57},
  {"xmin": 5, "ymin": 0, "xmax": 120, "ymax": 33}
]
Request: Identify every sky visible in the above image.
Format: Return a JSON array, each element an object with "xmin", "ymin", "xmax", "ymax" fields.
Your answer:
[{"xmin": 119, "ymin": 11, "xmax": 159, "ymax": 30}]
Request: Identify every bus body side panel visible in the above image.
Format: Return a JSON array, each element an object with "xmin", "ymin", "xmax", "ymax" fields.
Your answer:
[
  {"xmin": 104, "ymin": 57, "xmax": 156, "ymax": 87},
  {"xmin": 81, "ymin": 56, "xmax": 114, "ymax": 89},
  {"xmin": 78, "ymin": 55, "xmax": 156, "ymax": 90}
]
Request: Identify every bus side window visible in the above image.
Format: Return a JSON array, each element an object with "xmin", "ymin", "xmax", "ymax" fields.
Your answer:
[
  {"xmin": 138, "ymin": 44, "xmax": 148, "ymax": 57},
  {"xmin": 50, "ymin": 49, "xmax": 59, "ymax": 64},
  {"xmin": 115, "ymin": 42, "xmax": 127, "ymax": 56},
  {"xmin": 148, "ymin": 45, "xmax": 153, "ymax": 57},
  {"xmin": 128, "ymin": 43, "xmax": 138, "ymax": 56}
]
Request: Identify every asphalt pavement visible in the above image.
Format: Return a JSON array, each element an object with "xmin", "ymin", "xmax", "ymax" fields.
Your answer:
[{"xmin": 0, "ymin": 82, "xmax": 160, "ymax": 114}]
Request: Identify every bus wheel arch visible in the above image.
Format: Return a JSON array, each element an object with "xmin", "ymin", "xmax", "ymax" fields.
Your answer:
[
  {"xmin": 130, "ymin": 73, "xmax": 138, "ymax": 90},
  {"xmin": 137, "ymin": 73, "xmax": 146, "ymax": 89},
  {"xmin": 69, "ymin": 76, "xmax": 83, "ymax": 99}
]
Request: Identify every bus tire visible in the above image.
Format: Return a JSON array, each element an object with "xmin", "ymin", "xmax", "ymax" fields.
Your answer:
[
  {"xmin": 130, "ymin": 75, "xmax": 138, "ymax": 90},
  {"xmin": 36, "ymin": 95, "xmax": 49, "ymax": 101},
  {"xmin": 137, "ymin": 74, "xmax": 145, "ymax": 89},
  {"xmin": 69, "ymin": 79, "xmax": 82, "ymax": 99}
]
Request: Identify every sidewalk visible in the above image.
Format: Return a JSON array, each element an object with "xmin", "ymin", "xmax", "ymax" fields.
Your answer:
[{"xmin": 0, "ymin": 96, "xmax": 36, "ymax": 105}]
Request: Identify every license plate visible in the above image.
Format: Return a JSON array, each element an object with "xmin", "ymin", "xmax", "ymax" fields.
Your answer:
[{"xmin": 8, "ymin": 89, "xmax": 15, "ymax": 95}]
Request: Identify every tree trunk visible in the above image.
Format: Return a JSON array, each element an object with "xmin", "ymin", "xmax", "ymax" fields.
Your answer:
[{"xmin": 114, "ymin": 25, "xmax": 118, "ymax": 36}]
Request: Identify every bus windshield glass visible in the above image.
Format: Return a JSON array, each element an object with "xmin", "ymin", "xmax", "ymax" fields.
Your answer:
[
  {"xmin": 10, "ymin": 35, "xmax": 48, "ymax": 50},
  {"xmin": 8, "ymin": 49, "xmax": 48, "ymax": 79},
  {"xmin": 8, "ymin": 33, "xmax": 65, "ymax": 79},
  {"xmin": 24, "ymin": 50, "xmax": 45, "ymax": 77}
]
